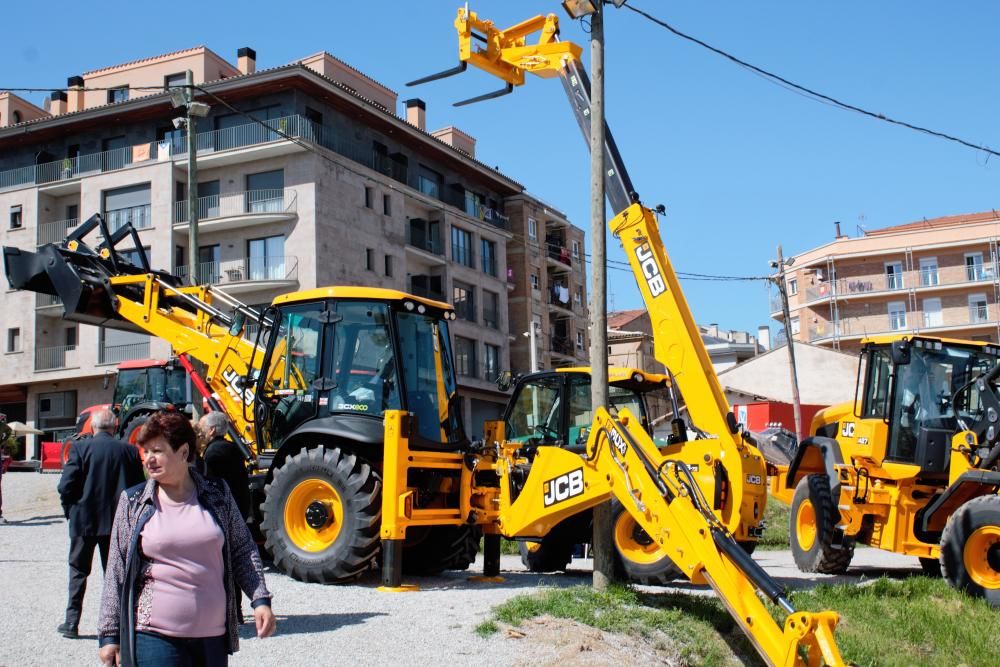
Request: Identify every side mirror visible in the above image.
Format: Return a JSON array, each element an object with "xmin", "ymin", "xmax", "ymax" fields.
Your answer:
[
  {"xmin": 891, "ymin": 339, "xmax": 911, "ymax": 366},
  {"xmin": 102, "ymin": 371, "xmax": 112, "ymax": 391},
  {"xmin": 496, "ymin": 370, "xmax": 514, "ymax": 392},
  {"xmin": 229, "ymin": 312, "xmax": 246, "ymax": 337}
]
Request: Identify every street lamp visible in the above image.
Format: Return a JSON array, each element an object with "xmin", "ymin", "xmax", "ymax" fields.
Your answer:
[{"xmin": 169, "ymin": 72, "xmax": 210, "ymax": 285}]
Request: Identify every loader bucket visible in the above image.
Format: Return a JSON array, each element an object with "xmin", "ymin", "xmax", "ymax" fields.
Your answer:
[{"xmin": 4, "ymin": 244, "xmax": 141, "ymax": 333}]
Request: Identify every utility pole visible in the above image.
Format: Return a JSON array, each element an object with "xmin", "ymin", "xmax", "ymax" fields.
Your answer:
[
  {"xmin": 527, "ymin": 321, "xmax": 539, "ymax": 372},
  {"xmin": 185, "ymin": 70, "xmax": 200, "ymax": 286},
  {"xmin": 588, "ymin": 4, "xmax": 614, "ymax": 591},
  {"xmin": 771, "ymin": 245, "xmax": 803, "ymax": 440}
]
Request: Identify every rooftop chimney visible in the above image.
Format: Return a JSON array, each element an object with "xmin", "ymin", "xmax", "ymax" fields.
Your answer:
[
  {"xmin": 834, "ymin": 220, "xmax": 847, "ymax": 239},
  {"xmin": 757, "ymin": 325, "xmax": 771, "ymax": 351},
  {"xmin": 237, "ymin": 47, "xmax": 256, "ymax": 75},
  {"xmin": 66, "ymin": 76, "xmax": 85, "ymax": 113},
  {"xmin": 49, "ymin": 90, "xmax": 67, "ymax": 116},
  {"xmin": 405, "ymin": 98, "xmax": 426, "ymax": 131}
]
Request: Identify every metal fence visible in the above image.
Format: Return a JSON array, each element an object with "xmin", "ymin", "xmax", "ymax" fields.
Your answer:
[
  {"xmin": 173, "ymin": 188, "xmax": 296, "ymax": 223},
  {"xmin": 99, "ymin": 341, "xmax": 151, "ymax": 365},
  {"xmin": 37, "ymin": 218, "xmax": 78, "ymax": 246},
  {"xmin": 176, "ymin": 256, "xmax": 299, "ymax": 286},
  {"xmin": 35, "ymin": 345, "xmax": 76, "ymax": 371}
]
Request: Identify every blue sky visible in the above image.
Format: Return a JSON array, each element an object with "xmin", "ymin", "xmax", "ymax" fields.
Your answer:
[{"xmin": 5, "ymin": 1, "xmax": 999, "ymax": 335}]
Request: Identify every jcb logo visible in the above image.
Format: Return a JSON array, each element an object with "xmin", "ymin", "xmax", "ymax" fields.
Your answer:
[
  {"xmin": 543, "ymin": 468, "xmax": 585, "ymax": 507},
  {"xmin": 607, "ymin": 427, "xmax": 629, "ymax": 457},
  {"xmin": 635, "ymin": 244, "xmax": 666, "ymax": 297},
  {"xmin": 840, "ymin": 422, "xmax": 855, "ymax": 438},
  {"xmin": 222, "ymin": 367, "xmax": 254, "ymax": 406},
  {"xmin": 746, "ymin": 474, "xmax": 762, "ymax": 485}
]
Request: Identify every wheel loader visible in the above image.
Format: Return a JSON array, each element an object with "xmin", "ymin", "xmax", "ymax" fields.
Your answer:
[{"xmin": 766, "ymin": 334, "xmax": 1000, "ymax": 606}]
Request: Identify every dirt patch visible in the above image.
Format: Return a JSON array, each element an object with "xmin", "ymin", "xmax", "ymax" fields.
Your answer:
[{"xmin": 504, "ymin": 616, "xmax": 681, "ymax": 666}]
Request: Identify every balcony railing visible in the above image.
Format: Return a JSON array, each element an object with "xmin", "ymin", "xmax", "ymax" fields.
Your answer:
[
  {"xmin": 99, "ymin": 341, "xmax": 150, "ymax": 365},
  {"xmin": 105, "ymin": 204, "xmax": 152, "ymax": 232},
  {"xmin": 551, "ymin": 336, "xmax": 572, "ymax": 355},
  {"xmin": 173, "ymin": 189, "xmax": 297, "ymax": 223},
  {"xmin": 807, "ymin": 303, "xmax": 997, "ymax": 343},
  {"xmin": 407, "ymin": 220, "xmax": 443, "ymax": 255},
  {"xmin": 802, "ymin": 263, "xmax": 999, "ymax": 304},
  {"xmin": 176, "ymin": 256, "xmax": 299, "ymax": 286},
  {"xmin": 546, "ymin": 243, "xmax": 572, "ymax": 266},
  {"xmin": 35, "ymin": 345, "xmax": 77, "ymax": 371},
  {"xmin": 37, "ymin": 218, "xmax": 78, "ymax": 245},
  {"xmin": 36, "ymin": 293, "xmax": 61, "ymax": 308}
]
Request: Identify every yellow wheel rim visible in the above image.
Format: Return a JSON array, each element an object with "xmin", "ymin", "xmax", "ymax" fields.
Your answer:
[
  {"xmin": 283, "ymin": 478, "xmax": 343, "ymax": 553},
  {"xmin": 795, "ymin": 500, "xmax": 817, "ymax": 552},
  {"xmin": 614, "ymin": 512, "xmax": 662, "ymax": 565},
  {"xmin": 964, "ymin": 526, "xmax": 1000, "ymax": 588}
]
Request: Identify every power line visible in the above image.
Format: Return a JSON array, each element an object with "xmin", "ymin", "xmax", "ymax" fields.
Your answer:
[{"xmin": 623, "ymin": 3, "xmax": 1000, "ymax": 159}]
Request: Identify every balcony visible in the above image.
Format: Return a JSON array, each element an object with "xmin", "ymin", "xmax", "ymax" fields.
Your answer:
[
  {"xmin": 406, "ymin": 218, "xmax": 445, "ymax": 260},
  {"xmin": 37, "ymin": 218, "xmax": 78, "ymax": 246},
  {"xmin": 173, "ymin": 189, "xmax": 297, "ymax": 233},
  {"xmin": 35, "ymin": 345, "xmax": 77, "ymax": 371},
  {"xmin": 177, "ymin": 256, "xmax": 299, "ymax": 294},
  {"xmin": 106, "ymin": 204, "xmax": 152, "ymax": 232},
  {"xmin": 807, "ymin": 302, "xmax": 998, "ymax": 344},
  {"xmin": 800, "ymin": 263, "xmax": 1000, "ymax": 306},
  {"xmin": 99, "ymin": 341, "xmax": 151, "ymax": 365},
  {"xmin": 550, "ymin": 336, "xmax": 573, "ymax": 357}
]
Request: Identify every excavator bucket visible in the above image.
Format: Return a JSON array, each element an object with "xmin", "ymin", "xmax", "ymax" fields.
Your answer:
[{"xmin": 3, "ymin": 215, "xmax": 178, "ymax": 333}]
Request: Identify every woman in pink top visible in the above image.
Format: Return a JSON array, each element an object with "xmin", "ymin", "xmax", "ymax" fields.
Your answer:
[{"xmin": 97, "ymin": 412, "xmax": 275, "ymax": 666}]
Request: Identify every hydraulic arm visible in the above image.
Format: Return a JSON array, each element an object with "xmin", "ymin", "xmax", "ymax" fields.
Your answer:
[{"xmin": 4, "ymin": 214, "xmax": 265, "ymax": 454}]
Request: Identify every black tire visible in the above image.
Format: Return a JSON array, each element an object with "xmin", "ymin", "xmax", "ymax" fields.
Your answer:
[
  {"xmin": 919, "ymin": 557, "xmax": 942, "ymax": 578},
  {"xmin": 402, "ymin": 525, "xmax": 482, "ymax": 574},
  {"xmin": 612, "ymin": 500, "xmax": 683, "ymax": 584},
  {"xmin": 940, "ymin": 495, "xmax": 1000, "ymax": 607},
  {"xmin": 122, "ymin": 413, "xmax": 150, "ymax": 446},
  {"xmin": 789, "ymin": 474, "xmax": 854, "ymax": 574},
  {"xmin": 261, "ymin": 446, "xmax": 381, "ymax": 583},
  {"xmin": 519, "ymin": 532, "xmax": 575, "ymax": 572}
]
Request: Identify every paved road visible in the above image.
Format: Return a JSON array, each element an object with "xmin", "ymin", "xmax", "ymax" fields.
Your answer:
[{"xmin": 0, "ymin": 472, "xmax": 922, "ymax": 666}]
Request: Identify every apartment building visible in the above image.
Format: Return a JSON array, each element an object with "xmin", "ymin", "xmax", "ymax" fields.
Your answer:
[
  {"xmin": 0, "ymin": 45, "xmax": 586, "ymax": 459},
  {"xmin": 505, "ymin": 194, "xmax": 589, "ymax": 372},
  {"xmin": 772, "ymin": 212, "xmax": 1000, "ymax": 353}
]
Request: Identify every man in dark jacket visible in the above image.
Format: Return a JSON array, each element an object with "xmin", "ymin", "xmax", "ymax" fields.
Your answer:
[
  {"xmin": 198, "ymin": 411, "xmax": 251, "ymax": 521},
  {"xmin": 57, "ymin": 408, "xmax": 144, "ymax": 638}
]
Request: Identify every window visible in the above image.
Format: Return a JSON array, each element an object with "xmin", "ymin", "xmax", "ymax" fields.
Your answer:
[
  {"xmin": 103, "ymin": 183, "xmax": 151, "ymax": 230},
  {"xmin": 574, "ymin": 287, "xmax": 583, "ymax": 307},
  {"xmin": 37, "ymin": 390, "xmax": 77, "ymax": 429},
  {"xmin": 7, "ymin": 327, "xmax": 20, "ymax": 353},
  {"xmin": 464, "ymin": 190, "xmax": 484, "ymax": 218},
  {"xmin": 576, "ymin": 331, "xmax": 584, "ymax": 351},
  {"xmin": 966, "ymin": 252, "xmax": 988, "ymax": 281},
  {"xmin": 790, "ymin": 316, "xmax": 800, "ymax": 336},
  {"xmin": 454, "ymin": 336, "xmax": 476, "ymax": 378},
  {"xmin": 383, "ymin": 194, "xmax": 392, "ymax": 216},
  {"xmin": 788, "ymin": 277, "xmax": 798, "ymax": 296},
  {"xmin": 527, "ymin": 217, "xmax": 537, "ymax": 240},
  {"xmin": 164, "ymin": 73, "xmax": 186, "ymax": 90},
  {"xmin": 919, "ymin": 257, "xmax": 939, "ymax": 286},
  {"xmin": 451, "ymin": 227, "xmax": 473, "ymax": 267},
  {"xmin": 246, "ymin": 170, "xmax": 284, "ymax": 213},
  {"xmin": 9, "ymin": 205, "xmax": 22, "ymax": 229},
  {"xmin": 121, "ymin": 246, "xmax": 152, "ymax": 269},
  {"xmin": 366, "ymin": 248, "xmax": 374, "ymax": 271},
  {"xmin": 861, "ymin": 348, "xmax": 891, "ymax": 419},
  {"xmin": 483, "ymin": 344, "xmax": 500, "ymax": 382},
  {"xmin": 888, "ymin": 301, "xmax": 907, "ymax": 331},
  {"xmin": 885, "ymin": 261, "xmax": 904, "ymax": 290},
  {"xmin": 970, "ymin": 294, "xmax": 989, "ymax": 323},
  {"xmin": 483, "ymin": 290, "xmax": 499, "ymax": 329},
  {"xmin": 365, "ymin": 186, "xmax": 374, "ymax": 208},
  {"xmin": 64, "ymin": 327, "xmax": 77, "ymax": 348},
  {"xmin": 247, "ymin": 235, "xmax": 285, "ymax": 281},
  {"xmin": 418, "ymin": 165, "xmax": 443, "ymax": 199},
  {"xmin": 481, "ymin": 239, "xmax": 497, "ymax": 276},
  {"xmin": 923, "ymin": 298, "xmax": 943, "ymax": 327},
  {"xmin": 571, "ymin": 240, "xmax": 581, "ymax": 259},
  {"xmin": 107, "ymin": 86, "xmax": 129, "ymax": 103},
  {"xmin": 530, "ymin": 273, "xmax": 539, "ymax": 291},
  {"xmin": 453, "ymin": 282, "xmax": 475, "ymax": 321},
  {"xmin": 384, "ymin": 254, "xmax": 393, "ymax": 278},
  {"xmin": 12, "ymin": 110, "xmax": 22, "ymax": 124}
]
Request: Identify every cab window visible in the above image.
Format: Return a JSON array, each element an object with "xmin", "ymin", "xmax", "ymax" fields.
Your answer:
[
  {"xmin": 330, "ymin": 302, "xmax": 401, "ymax": 416},
  {"xmin": 862, "ymin": 349, "xmax": 891, "ymax": 419},
  {"xmin": 506, "ymin": 377, "xmax": 561, "ymax": 443}
]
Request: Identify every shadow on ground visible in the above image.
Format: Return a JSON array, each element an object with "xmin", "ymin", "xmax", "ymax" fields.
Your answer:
[
  {"xmin": 239, "ymin": 612, "xmax": 386, "ymax": 639},
  {"xmin": 3, "ymin": 514, "xmax": 64, "ymax": 527}
]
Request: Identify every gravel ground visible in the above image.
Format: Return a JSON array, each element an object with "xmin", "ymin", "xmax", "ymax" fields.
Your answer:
[{"xmin": 0, "ymin": 472, "xmax": 922, "ymax": 667}]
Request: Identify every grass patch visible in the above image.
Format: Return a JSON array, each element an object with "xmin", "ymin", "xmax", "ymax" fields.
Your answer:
[
  {"xmin": 479, "ymin": 537, "xmax": 523, "ymax": 555},
  {"xmin": 757, "ymin": 497, "xmax": 791, "ymax": 550},
  {"xmin": 480, "ymin": 577, "xmax": 1000, "ymax": 666}
]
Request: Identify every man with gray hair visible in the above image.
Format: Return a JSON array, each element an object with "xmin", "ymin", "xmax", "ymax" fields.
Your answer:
[
  {"xmin": 57, "ymin": 407, "xmax": 143, "ymax": 638},
  {"xmin": 198, "ymin": 411, "xmax": 251, "ymax": 521}
]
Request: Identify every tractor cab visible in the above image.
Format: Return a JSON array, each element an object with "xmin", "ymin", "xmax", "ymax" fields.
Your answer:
[
  {"xmin": 856, "ymin": 336, "xmax": 999, "ymax": 473},
  {"xmin": 502, "ymin": 367, "xmax": 669, "ymax": 453},
  {"xmin": 113, "ymin": 359, "xmax": 190, "ymax": 414},
  {"xmin": 253, "ymin": 288, "xmax": 466, "ymax": 453}
]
